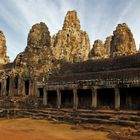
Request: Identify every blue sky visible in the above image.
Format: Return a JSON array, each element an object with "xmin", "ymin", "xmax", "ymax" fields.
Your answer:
[{"xmin": 0, "ymin": 0, "xmax": 140, "ymax": 61}]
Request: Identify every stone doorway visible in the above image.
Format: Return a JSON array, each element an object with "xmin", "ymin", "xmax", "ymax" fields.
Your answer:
[
  {"xmin": 6, "ymin": 76, "xmax": 10, "ymax": 96},
  {"xmin": 61, "ymin": 90, "xmax": 73, "ymax": 108},
  {"xmin": 77, "ymin": 89, "xmax": 92, "ymax": 109},
  {"xmin": 97, "ymin": 88, "xmax": 115, "ymax": 109},
  {"xmin": 25, "ymin": 80, "xmax": 29, "ymax": 95},
  {"xmin": 14, "ymin": 76, "xmax": 18, "ymax": 96},
  {"xmin": 47, "ymin": 90, "xmax": 57, "ymax": 108},
  {"xmin": 120, "ymin": 87, "xmax": 140, "ymax": 110},
  {"xmin": 38, "ymin": 88, "xmax": 43, "ymax": 98}
]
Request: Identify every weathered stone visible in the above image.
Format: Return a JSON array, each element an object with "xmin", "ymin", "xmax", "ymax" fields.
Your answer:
[
  {"xmin": 27, "ymin": 22, "xmax": 50, "ymax": 48},
  {"xmin": 51, "ymin": 11, "xmax": 90, "ymax": 63},
  {"xmin": 14, "ymin": 22, "xmax": 54, "ymax": 76},
  {"xmin": 1, "ymin": 11, "xmax": 140, "ymax": 127},
  {"xmin": 104, "ymin": 36, "xmax": 112, "ymax": 58},
  {"xmin": 110, "ymin": 23, "xmax": 136, "ymax": 57},
  {"xmin": 0, "ymin": 31, "xmax": 10, "ymax": 64},
  {"xmin": 62, "ymin": 10, "xmax": 80, "ymax": 31},
  {"xmin": 89, "ymin": 40, "xmax": 106, "ymax": 59}
]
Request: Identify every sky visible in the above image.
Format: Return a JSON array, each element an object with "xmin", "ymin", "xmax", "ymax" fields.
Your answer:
[{"xmin": 0, "ymin": 0, "xmax": 140, "ymax": 61}]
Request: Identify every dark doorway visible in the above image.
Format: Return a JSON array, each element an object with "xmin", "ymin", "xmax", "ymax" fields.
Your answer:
[
  {"xmin": 6, "ymin": 76, "xmax": 10, "ymax": 96},
  {"xmin": 38, "ymin": 88, "xmax": 43, "ymax": 98},
  {"xmin": 120, "ymin": 87, "xmax": 140, "ymax": 110},
  {"xmin": 61, "ymin": 90, "xmax": 73, "ymax": 108},
  {"xmin": 97, "ymin": 88, "xmax": 115, "ymax": 109},
  {"xmin": 77, "ymin": 89, "xmax": 92, "ymax": 109},
  {"xmin": 25, "ymin": 80, "xmax": 29, "ymax": 95},
  {"xmin": 47, "ymin": 90, "xmax": 57, "ymax": 108},
  {"xmin": 14, "ymin": 76, "xmax": 18, "ymax": 96}
]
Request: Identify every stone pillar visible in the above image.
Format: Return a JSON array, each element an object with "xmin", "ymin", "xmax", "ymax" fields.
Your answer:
[
  {"xmin": 1, "ymin": 80, "xmax": 6, "ymax": 96},
  {"xmin": 33, "ymin": 78, "xmax": 37, "ymax": 96},
  {"xmin": 9, "ymin": 76, "xmax": 14, "ymax": 96},
  {"xmin": 29, "ymin": 80, "xmax": 32, "ymax": 96},
  {"xmin": 57, "ymin": 89, "xmax": 61, "ymax": 109},
  {"xmin": 115, "ymin": 87, "xmax": 120, "ymax": 110},
  {"xmin": 91, "ymin": 88, "xmax": 97, "ymax": 109},
  {"xmin": 43, "ymin": 88, "xmax": 47, "ymax": 106},
  {"xmin": 18, "ymin": 77, "xmax": 25, "ymax": 96},
  {"xmin": 73, "ymin": 88, "xmax": 78, "ymax": 110},
  {"xmin": 37, "ymin": 88, "xmax": 40, "ymax": 97},
  {"xmin": 30, "ymin": 80, "xmax": 37, "ymax": 96}
]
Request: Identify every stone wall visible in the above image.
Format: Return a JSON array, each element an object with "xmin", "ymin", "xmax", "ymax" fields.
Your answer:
[{"xmin": 55, "ymin": 52, "xmax": 140, "ymax": 75}]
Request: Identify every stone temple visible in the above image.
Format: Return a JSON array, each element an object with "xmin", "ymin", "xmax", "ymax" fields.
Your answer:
[{"xmin": 0, "ymin": 10, "xmax": 140, "ymax": 125}]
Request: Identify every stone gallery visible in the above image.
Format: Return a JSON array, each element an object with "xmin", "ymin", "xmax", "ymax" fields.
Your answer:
[{"xmin": 0, "ymin": 11, "xmax": 140, "ymax": 125}]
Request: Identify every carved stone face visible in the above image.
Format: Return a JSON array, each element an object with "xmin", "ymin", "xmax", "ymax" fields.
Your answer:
[
  {"xmin": 110, "ymin": 23, "xmax": 136, "ymax": 57},
  {"xmin": 90, "ymin": 40, "xmax": 105, "ymax": 59},
  {"xmin": 63, "ymin": 11, "xmax": 80, "ymax": 31},
  {"xmin": 27, "ymin": 22, "xmax": 50, "ymax": 48},
  {"xmin": 51, "ymin": 11, "xmax": 90, "ymax": 62}
]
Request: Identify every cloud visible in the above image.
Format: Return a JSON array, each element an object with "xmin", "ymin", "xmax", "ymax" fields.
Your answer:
[
  {"xmin": 116, "ymin": 0, "xmax": 136, "ymax": 24},
  {"xmin": 0, "ymin": 0, "xmax": 140, "ymax": 61}
]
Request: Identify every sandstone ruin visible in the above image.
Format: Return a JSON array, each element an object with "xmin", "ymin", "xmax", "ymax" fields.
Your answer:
[
  {"xmin": 104, "ymin": 35, "xmax": 112, "ymax": 58},
  {"xmin": 0, "ymin": 31, "xmax": 10, "ymax": 64},
  {"xmin": 51, "ymin": 11, "xmax": 90, "ymax": 63},
  {"xmin": 110, "ymin": 23, "xmax": 136, "ymax": 57},
  {"xmin": 0, "ymin": 11, "xmax": 140, "ymax": 129},
  {"xmin": 89, "ymin": 23, "xmax": 137, "ymax": 59},
  {"xmin": 89, "ymin": 39, "xmax": 106, "ymax": 59}
]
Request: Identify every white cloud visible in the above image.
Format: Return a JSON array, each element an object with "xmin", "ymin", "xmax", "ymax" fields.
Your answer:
[
  {"xmin": 0, "ymin": 0, "xmax": 140, "ymax": 61},
  {"xmin": 116, "ymin": 0, "xmax": 136, "ymax": 24}
]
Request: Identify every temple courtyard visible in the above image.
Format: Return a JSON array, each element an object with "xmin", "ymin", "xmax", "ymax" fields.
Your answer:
[
  {"xmin": 0, "ymin": 118, "xmax": 108, "ymax": 140},
  {"xmin": 0, "ymin": 118, "xmax": 140, "ymax": 140}
]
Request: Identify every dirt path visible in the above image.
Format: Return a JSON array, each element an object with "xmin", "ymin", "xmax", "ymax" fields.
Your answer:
[{"xmin": 0, "ymin": 118, "xmax": 109, "ymax": 140}]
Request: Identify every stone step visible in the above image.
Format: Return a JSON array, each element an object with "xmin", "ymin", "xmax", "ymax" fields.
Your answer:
[
  {"xmin": 79, "ymin": 113, "xmax": 113, "ymax": 119},
  {"xmin": 30, "ymin": 110, "xmax": 140, "ymax": 121},
  {"xmin": 29, "ymin": 111, "xmax": 140, "ymax": 125},
  {"xmin": 42, "ymin": 108, "xmax": 140, "ymax": 116},
  {"xmin": 75, "ymin": 117, "xmax": 117, "ymax": 124},
  {"xmin": 0, "ymin": 109, "xmax": 140, "ymax": 126}
]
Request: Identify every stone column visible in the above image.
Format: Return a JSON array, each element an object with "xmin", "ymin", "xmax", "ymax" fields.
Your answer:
[
  {"xmin": 29, "ymin": 80, "xmax": 32, "ymax": 96},
  {"xmin": 9, "ymin": 76, "xmax": 14, "ymax": 96},
  {"xmin": 37, "ymin": 88, "xmax": 40, "ymax": 98},
  {"xmin": 33, "ymin": 78, "xmax": 37, "ymax": 96},
  {"xmin": 43, "ymin": 88, "xmax": 47, "ymax": 106},
  {"xmin": 91, "ymin": 88, "xmax": 97, "ymax": 109},
  {"xmin": 73, "ymin": 88, "xmax": 78, "ymax": 110},
  {"xmin": 31, "ymin": 80, "xmax": 35, "ymax": 96},
  {"xmin": 57, "ymin": 89, "xmax": 61, "ymax": 109},
  {"xmin": 1, "ymin": 80, "xmax": 6, "ymax": 96},
  {"xmin": 18, "ymin": 77, "xmax": 25, "ymax": 96},
  {"xmin": 115, "ymin": 87, "xmax": 120, "ymax": 110}
]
